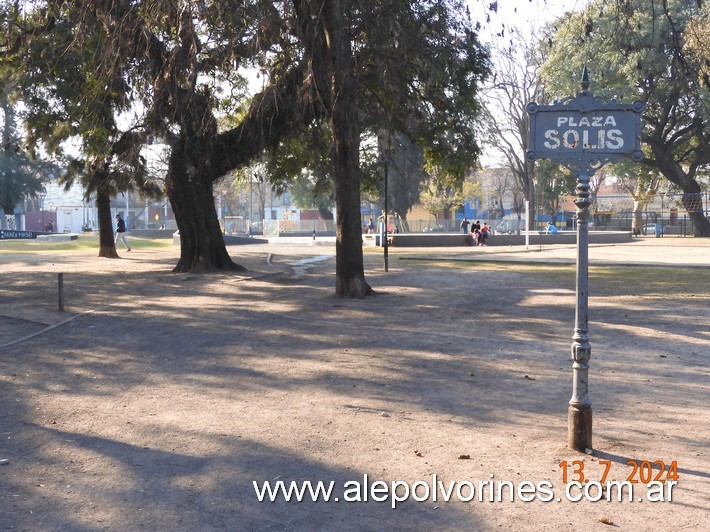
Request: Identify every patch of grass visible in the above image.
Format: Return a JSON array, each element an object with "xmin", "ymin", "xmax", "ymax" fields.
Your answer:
[
  {"xmin": 589, "ymin": 265, "xmax": 710, "ymax": 298},
  {"xmin": 0, "ymin": 235, "xmax": 175, "ymax": 254},
  {"xmin": 393, "ymin": 257, "xmax": 710, "ymax": 298},
  {"xmin": 396, "ymin": 257, "xmax": 576, "ymax": 274}
]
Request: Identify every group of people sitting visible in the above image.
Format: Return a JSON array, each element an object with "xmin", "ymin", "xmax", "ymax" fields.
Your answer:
[
  {"xmin": 364, "ymin": 217, "xmax": 400, "ymax": 234},
  {"xmin": 461, "ymin": 218, "xmax": 491, "ymax": 246}
]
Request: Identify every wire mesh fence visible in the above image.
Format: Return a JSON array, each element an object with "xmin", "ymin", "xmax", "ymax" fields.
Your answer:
[
  {"xmin": 559, "ymin": 192, "xmax": 709, "ymax": 236},
  {"xmin": 229, "ymin": 192, "xmax": 708, "ymax": 237}
]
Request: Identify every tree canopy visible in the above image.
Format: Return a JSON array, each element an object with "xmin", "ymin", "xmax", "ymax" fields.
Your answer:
[
  {"xmin": 1, "ymin": 2, "xmax": 163, "ymax": 254},
  {"xmin": 0, "ymin": 91, "xmax": 45, "ymax": 220},
  {"xmin": 1, "ymin": 0, "xmax": 491, "ymax": 296},
  {"xmin": 479, "ymin": 28, "xmax": 548, "ymax": 227},
  {"xmin": 540, "ymin": 0, "xmax": 710, "ymax": 236}
]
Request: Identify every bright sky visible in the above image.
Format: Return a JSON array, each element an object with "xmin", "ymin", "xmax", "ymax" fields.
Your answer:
[
  {"xmin": 466, "ymin": 0, "xmax": 592, "ymax": 167},
  {"xmin": 468, "ymin": 0, "xmax": 590, "ymax": 44}
]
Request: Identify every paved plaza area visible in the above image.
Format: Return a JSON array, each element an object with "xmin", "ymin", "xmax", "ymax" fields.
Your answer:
[{"xmin": 0, "ymin": 236, "xmax": 708, "ymax": 530}]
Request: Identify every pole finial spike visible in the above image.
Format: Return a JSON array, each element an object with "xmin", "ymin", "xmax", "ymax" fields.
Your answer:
[{"xmin": 581, "ymin": 66, "xmax": 590, "ymax": 92}]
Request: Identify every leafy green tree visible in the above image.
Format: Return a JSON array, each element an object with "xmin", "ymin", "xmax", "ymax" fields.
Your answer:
[
  {"xmin": 535, "ymin": 159, "xmax": 574, "ymax": 224},
  {"xmin": 0, "ymin": 89, "xmax": 44, "ymax": 227},
  {"xmin": 357, "ymin": 1, "xmax": 490, "ymax": 238},
  {"xmin": 266, "ymin": 0, "xmax": 489, "ymax": 295},
  {"xmin": 419, "ymin": 172, "xmax": 474, "ymax": 221},
  {"xmin": 376, "ymin": 132, "xmax": 425, "ymax": 227},
  {"xmin": 540, "ymin": 0, "xmax": 710, "ymax": 236},
  {"xmin": 288, "ymin": 173, "xmax": 335, "ymax": 221},
  {"xmin": 57, "ymin": 1, "xmax": 322, "ymax": 273},
  {"xmin": 264, "ymin": 124, "xmax": 336, "ymax": 221},
  {"xmin": 10, "ymin": 1, "xmax": 488, "ymax": 297},
  {"xmin": 612, "ymin": 157, "xmax": 663, "ymax": 234},
  {"xmin": 242, "ymin": 0, "xmax": 489, "ymax": 295},
  {"xmin": 264, "ymin": 1, "xmax": 490, "ymax": 244},
  {"xmin": 684, "ymin": 3, "xmax": 710, "ymax": 88},
  {"xmin": 2, "ymin": 2, "xmax": 161, "ymax": 256},
  {"xmin": 479, "ymin": 28, "xmax": 548, "ymax": 230}
]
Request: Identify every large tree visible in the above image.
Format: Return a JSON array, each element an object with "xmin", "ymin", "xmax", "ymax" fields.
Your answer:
[
  {"xmin": 540, "ymin": 0, "xmax": 710, "ymax": 236},
  {"xmin": 2, "ymin": 2, "xmax": 161, "ymax": 256},
  {"xmin": 81, "ymin": 0, "xmax": 488, "ymax": 294},
  {"xmin": 479, "ymin": 29, "xmax": 547, "ymax": 229},
  {"xmin": 268, "ymin": 0, "xmax": 491, "ymax": 236},
  {"xmin": 263, "ymin": 124, "xmax": 337, "ymax": 222},
  {"xmin": 290, "ymin": 0, "xmax": 372, "ymax": 296},
  {"xmin": 55, "ymin": 0, "xmax": 319, "ymax": 272},
  {"xmin": 357, "ymin": 1, "xmax": 490, "ymax": 221},
  {"xmin": 0, "ymin": 88, "xmax": 44, "ymax": 226},
  {"xmin": 376, "ymin": 132, "xmax": 426, "ymax": 227},
  {"xmin": 296, "ymin": 0, "xmax": 489, "ymax": 296},
  {"xmin": 612, "ymin": 158, "xmax": 663, "ymax": 235},
  {"xmin": 276, "ymin": 0, "xmax": 491, "ymax": 292},
  {"xmin": 684, "ymin": 2, "xmax": 710, "ymax": 85},
  {"xmin": 7, "ymin": 1, "xmax": 489, "ymax": 296}
]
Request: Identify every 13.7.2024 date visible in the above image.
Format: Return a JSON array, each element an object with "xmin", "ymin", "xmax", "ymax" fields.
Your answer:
[{"xmin": 559, "ymin": 460, "xmax": 679, "ymax": 484}]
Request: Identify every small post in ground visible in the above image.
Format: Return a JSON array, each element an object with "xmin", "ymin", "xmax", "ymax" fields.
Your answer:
[{"xmin": 58, "ymin": 273, "xmax": 64, "ymax": 312}]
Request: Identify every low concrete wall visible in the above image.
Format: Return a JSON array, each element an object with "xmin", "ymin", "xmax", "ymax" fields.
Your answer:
[
  {"xmin": 171, "ymin": 232, "xmax": 268, "ymax": 246},
  {"xmin": 278, "ymin": 231, "xmax": 337, "ymax": 238},
  {"xmin": 36, "ymin": 233, "xmax": 79, "ymax": 242},
  {"xmin": 388, "ymin": 233, "xmax": 474, "ymax": 247},
  {"xmin": 223, "ymin": 234, "xmax": 268, "ymax": 245},
  {"xmin": 389, "ymin": 231, "xmax": 633, "ymax": 247},
  {"xmin": 129, "ymin": 229, "xmax": 175, "ymax": 239}
]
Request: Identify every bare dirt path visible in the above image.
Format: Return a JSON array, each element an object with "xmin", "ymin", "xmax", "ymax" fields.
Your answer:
[{"xmin": 1, "ymin": 239, "xmax": 708, "ymax": 530}]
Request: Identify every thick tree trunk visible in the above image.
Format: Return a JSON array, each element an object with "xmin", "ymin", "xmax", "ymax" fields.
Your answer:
[
  {"xmin": 333, "ymin": 148, "xmax": 373, "ymax": 297},
  {"xmin": 667, "ymin": 181, "xmax": 710, "ymax": 237},
  {"xmin": 324, "ymin": 0, "xmax": 373, "ymax": 298},
  {"xmin": 317, "ymin": 204, "xmax": 334, "ymax": 221},
  {"xmin": 96, "ymin": 187, "xmax": 119, "ymax": 258},
  {"xmin": 651, "ymin": 147, "xmax": 710, "ymax": 237},
  {"xmin": 168, "ymin": 139, "xmax": 245, "ymax": 273},
  {"xmin": 632, "ymin": 199, "xmax": 644, "ymax": 236},
  {"xmin": 681, "ymin": 194, "xmax": 710, "ymax": 237}
]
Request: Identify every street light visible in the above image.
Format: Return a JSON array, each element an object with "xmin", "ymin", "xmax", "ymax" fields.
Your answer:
[
  {"xmin": 250, "ymin": 173, "xmax": 254, "ymax": 234},
  {"xmin": 39, "ymin": 193, "xmax": 46, "ymax": 230},
  {"xmin": 383, "ymin": 135, "xmax": 389, "ymax": 272},
  {"xmin": 312, "ymin": 198, "xmax": 316, "ymax": 240},
  {"xmin": 369, "ymin": 77, "xmax": 394, "ymax": 273}
]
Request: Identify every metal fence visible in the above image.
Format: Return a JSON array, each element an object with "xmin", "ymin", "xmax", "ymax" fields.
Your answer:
[
  {"xmin": 561, "ymin": 192, "xmax": 710, "ymax": 236},
  {"xmin": 238, "ymin": 192, "xmax": 709, "ymax": 237}
]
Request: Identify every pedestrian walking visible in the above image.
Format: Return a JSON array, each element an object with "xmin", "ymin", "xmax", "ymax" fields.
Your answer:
[{"xmin": 115, "ymin": 214, "xmax": 131, "ymax": 251}]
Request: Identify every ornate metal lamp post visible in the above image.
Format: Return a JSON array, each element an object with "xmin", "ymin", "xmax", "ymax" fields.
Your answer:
[
  {"xmin": 527, "ymin": 68, "xmax": 644, "ymax": 451},
  {"xmin": 569, "ymin": 158, "xmax": 593, "ymax": 449}
]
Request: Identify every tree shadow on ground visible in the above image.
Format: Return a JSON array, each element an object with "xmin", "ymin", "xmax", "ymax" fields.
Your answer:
[
  {"xmin": 1, "ymin": 424, "xmax": 481, "ymax": 530},
  {"xmin": 1, "ymin": 252, "xmax": 708, "ymax": 528}
]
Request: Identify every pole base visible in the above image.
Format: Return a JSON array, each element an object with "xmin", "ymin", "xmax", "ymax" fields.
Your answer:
[{"xmin": 568, "ymin": 404, "xmax": 592, "ymax": 451}]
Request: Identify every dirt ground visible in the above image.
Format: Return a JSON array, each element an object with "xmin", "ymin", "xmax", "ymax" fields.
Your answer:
[{"xmin": 0, "ymin": 237, "xmax": 708, "ymax": 531}]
